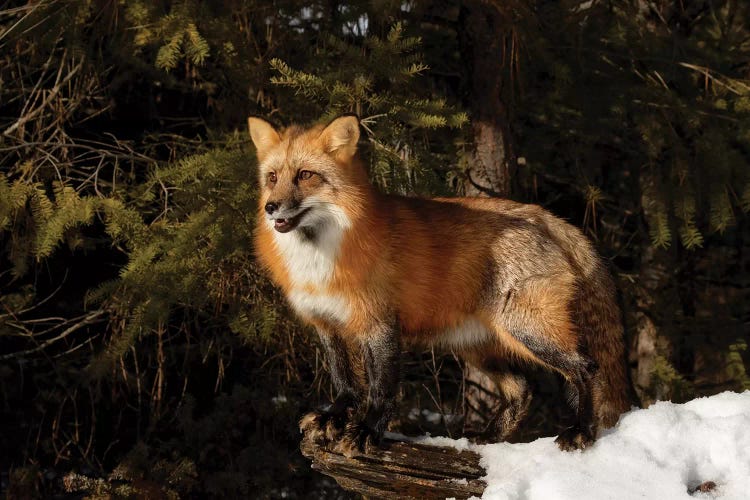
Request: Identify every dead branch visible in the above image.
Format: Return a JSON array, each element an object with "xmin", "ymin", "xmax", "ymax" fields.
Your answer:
[
  {"xmin": 300, "ymin": 432, "xmax": 486, "ymax": 499},
  {"xmin": 2, "ymin": 56, "xmax": 84, "ymax": 137},
  {"xmin": 0, "ymin": 309, "xmax": 106, "ymax": 360}
]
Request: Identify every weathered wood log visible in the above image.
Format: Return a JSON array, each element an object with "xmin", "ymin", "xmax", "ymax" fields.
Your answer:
[{"xmin": 300, "ymin": 433, "xmax": 487, "ymax": 499}]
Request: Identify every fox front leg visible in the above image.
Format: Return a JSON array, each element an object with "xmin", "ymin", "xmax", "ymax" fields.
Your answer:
[
  {"xmin": 300, "ymin": 329, "xmax": 364, "ymax": 445},
  {"xmin": 335, "ymin": 325, "xmax": 400, "ymax": 457}
]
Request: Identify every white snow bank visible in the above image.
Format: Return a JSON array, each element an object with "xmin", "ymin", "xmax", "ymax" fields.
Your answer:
[{"xmin": 423, "ymin": 391, "xmax": 750, "ymax": 500}]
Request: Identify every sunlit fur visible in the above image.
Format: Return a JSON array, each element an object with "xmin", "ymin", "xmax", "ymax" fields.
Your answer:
[{"xmin": 251, "ymin": 116, "xmax": 631, "ymax": 443}]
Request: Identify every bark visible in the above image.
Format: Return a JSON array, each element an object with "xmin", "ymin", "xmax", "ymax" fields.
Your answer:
[
  {"xmin": 300, "ymin": 433, "xmax": 486, "ymax": 499},
  {"xmin": 631, "ymin": 244, "xmax": 668, "ymax": 404},
  {"xmin": 632, "ymin": 175, "xmax": 674, "ymax": 405},
  {"xmin": 458, "ymin": 1, "xmax": 517, "ymax": 197}
]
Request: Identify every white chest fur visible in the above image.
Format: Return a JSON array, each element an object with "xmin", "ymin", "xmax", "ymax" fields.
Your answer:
[
  {"xmin": 270, "ymin": 205, "xmax": 351, "ymax": 324},
  {"xmin": 288, "ymin": 290, "xmax": 350, "ymax": 324},
  {"xmin": 273, "ymin": 229, "xmax": 337, "ymax": 287},
  {"xmin": 270, "ymin": 205, "xmax": 349, "ymax": 288}
]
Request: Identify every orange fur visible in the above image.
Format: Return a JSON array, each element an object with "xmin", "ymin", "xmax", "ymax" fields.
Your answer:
[{"xmin": 253, "ymin": 124, "xmax": 583, "ymax": 360}]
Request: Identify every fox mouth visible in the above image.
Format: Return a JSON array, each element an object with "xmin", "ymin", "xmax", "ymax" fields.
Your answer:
[{"xmin": 273, "ymin": 208, "xmax": 310, "ymax": 233}]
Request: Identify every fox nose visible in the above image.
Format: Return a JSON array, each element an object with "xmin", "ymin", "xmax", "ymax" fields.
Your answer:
[{"xmin": 264, "ymin": 202, "xmax": 278, "ymax": 214}]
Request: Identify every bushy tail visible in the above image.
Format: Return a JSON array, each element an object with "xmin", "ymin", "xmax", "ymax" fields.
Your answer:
[
  {"xmin": 543, "ymin": 213, "xmax": 634, "ymax": 429},
  {"xmin": 575, "ymin": 263, "xmax": 633, "ymax": 429}
]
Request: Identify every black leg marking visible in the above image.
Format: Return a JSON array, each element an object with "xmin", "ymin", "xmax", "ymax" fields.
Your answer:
[
  {"xmin": 335, "ymin": 325, "xmax": 399, "ymax": 457},
  {"xmin": 300, "ymin": 329, "xmax": 363, "ymax": 444},
  {"xmin": 510, "ymin": 330, "xmax": 598, "ymax": 450},
  {"xmin": 318, "ymin": 329, "xmax": 362, "ymax": 400}
]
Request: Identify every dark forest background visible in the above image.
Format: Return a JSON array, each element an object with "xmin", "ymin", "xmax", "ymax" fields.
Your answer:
[{"xmin": 1, "ymin": 0, "xmax": 749, "ymax": 498}]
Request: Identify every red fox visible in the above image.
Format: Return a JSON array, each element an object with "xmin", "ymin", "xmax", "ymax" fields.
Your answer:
[{"xmin": 249, "ymin": 114, "xmax": 631, "ymax": 454}]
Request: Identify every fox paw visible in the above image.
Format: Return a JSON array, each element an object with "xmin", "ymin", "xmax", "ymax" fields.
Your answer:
[
  {"xmin": 332, "ymin": 420, "xmax": 380, "ymax": 458},
  {"xmin": 554, "ymin": 425, "xmax": 595, "ymax": 451},
  {"xmin": 300, "ymin": 407, "xmax": 351, "ymax": 445}
]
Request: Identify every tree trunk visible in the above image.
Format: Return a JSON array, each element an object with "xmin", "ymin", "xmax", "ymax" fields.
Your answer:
[
  {"xmin": 632, "ymin": 173, "xmax": 674, "ymax": 405},
  {"xmin": 631, "ymin": 244, "xmax": 668, "ymax": 404},
  {"xmin": 458, "ymin": 1, "xmax": 517, "ymax": 198},
  {"xmin": 300, "ymin": 433, "xmax": 486, "ymax": 499}
]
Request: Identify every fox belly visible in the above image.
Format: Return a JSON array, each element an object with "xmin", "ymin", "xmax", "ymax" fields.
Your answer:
[{"xmin": 431, "ymin": 316, "xmax": 493, "ymax": 349}]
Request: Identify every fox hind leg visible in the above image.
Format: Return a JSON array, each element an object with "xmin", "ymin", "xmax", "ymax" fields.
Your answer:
[
  {"xmin": 463, "ymin": 351, "xmax": 532, "ymax": 441},
  {"xmin": 507, "ymin": 328, "xmax": 597, "ymax": 450},
  {"xmin": 493, "ymin": 279, "xmax": 598, "ymax": 450},
  {"xmin": 492, "ymin": 371, "xmax": 532, "ymax": 441}
]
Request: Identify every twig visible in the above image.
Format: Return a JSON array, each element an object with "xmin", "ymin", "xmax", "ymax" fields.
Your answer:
[
  {"xmin": 3, "ymin": 57, "xmax": 85, "ymax": 136},
  {"xmin": 0, "ymin": 310, "xmax": 106, "ymax": 360}
]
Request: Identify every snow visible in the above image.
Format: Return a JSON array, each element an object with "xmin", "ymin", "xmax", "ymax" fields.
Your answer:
[{"xmin": 421, "ymin": 391, "xmax": 750, "ymax": 500}]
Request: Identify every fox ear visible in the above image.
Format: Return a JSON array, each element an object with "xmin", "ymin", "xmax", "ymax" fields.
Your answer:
[
  {"xmin": 247, "ymin": 117, "xmax": 281, "ymax": 161},
  {"xmin": 319, "ymin": 115, "xmax": 360, "ymax": 159}
]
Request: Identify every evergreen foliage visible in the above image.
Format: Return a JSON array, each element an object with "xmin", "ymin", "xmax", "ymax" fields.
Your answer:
[
  {"xmin": 514, "ymin": 1, "xmax": 750, "ymax": 250},
  {"xmin": 269, "ymin": 20, "xmax": 467, "ymax": 193},
  {"xmin": 510, "ymin": 0, "xmax": 750, "ymax": 402}
]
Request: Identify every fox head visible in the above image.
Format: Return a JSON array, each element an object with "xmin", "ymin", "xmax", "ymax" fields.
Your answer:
[{"xmin": 248, "ymin": 115, "xmax": 367, "ymax": 235}]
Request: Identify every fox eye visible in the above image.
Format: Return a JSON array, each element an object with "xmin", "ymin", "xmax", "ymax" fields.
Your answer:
[
  {"xmin": 298, "ymin": 170, "xmax": 314, "ymax": 181},
  {"xmin": 268, "ymin": 172, "xmax": 277, "ymax": 183}
]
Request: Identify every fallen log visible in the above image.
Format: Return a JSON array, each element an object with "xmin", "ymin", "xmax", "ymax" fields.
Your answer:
[{"xmin": 300, "ymin": 433, "xmax": 487, "ymax": 499}]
